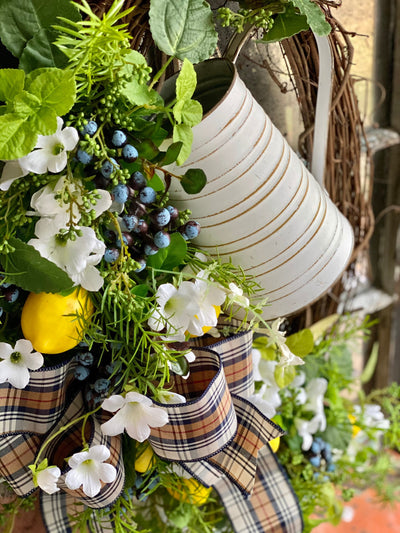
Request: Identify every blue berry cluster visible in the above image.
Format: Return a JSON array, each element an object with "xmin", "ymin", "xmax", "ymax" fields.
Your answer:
[{"xmin": 308, "ymin": 437, "xmax": 335, "ymax": 472}]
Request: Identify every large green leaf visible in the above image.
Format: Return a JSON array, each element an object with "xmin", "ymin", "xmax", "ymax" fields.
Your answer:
[
  {"xmin": 175, "ymin": 58, "xmax": 197, "ymax": 101},
  {"xmin": 0, "ymin": 113, "xmax": 36, "ymax": 159},
  {"xmin": 290, "ymin": 0, "xmax": 331, "ymax": 36},
  {"xmin": 26, "ymin": 68, "xmax": 76, "ymax": 117},
  {"xmin": 19, "ymin": 28, "xmax": 69, "ymax": 72},
  {"xmin": 261, "ymin": 6, "xmax": 309, "ymax": 43},
  {"xmin": 0, "ymin": 69, "xmax": 25, "ymax": 102},
  {"xmin": 0, "ymin": 0, "xmax": 81, "ymax": 59},
  {"xmin": 1, "ymin": 237, "xmax": 74, "ymax": 293},
  {"xmin": 285, "ymin": 328, "xmax": 314, "ymax": 357},
  {"xmin": 149, "ymin": 0, "xmax": 218, "ymax": 63}
]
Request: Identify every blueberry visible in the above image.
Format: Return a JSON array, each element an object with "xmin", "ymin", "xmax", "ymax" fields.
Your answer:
[
  {"xmin": 122, "ymin": 214, "xmax": 138, "ymax": 232},
  {"xmin": 122, "ymin": 144, "xmax": 138, "ymax": 162},
  {"xmin": 182, "ymin": 220, "xmax": 200, "ymax": 240},
  {"xmin": 134, "ymin": 258, "xmax": 146, "ymax": 272},
  {"xmin": 129, "ymin": 171, "xmax": 147, "ymax": 190},
  {"xmin": 93, "ymin": 378, "xmax": 111, "ymax": 394},
  {"xmin": 139, "ymin": 186, "xmax": 156, "ymax": 205},
  {"xmin": 4, "ymin": 287, "xmax": 19, "ymax": 303},
  {"xmin": 144, "ymin": 243, "xmax": 159, "ymax": 256},
  {"xmin": 152, "ymin": 208, "xmax": 170, "ymax": 228},
  {"xmin": 112, "ymin": 130, "xmax": 127, "ymax": 147},
  {"xmin": 326, "ymin": 462, "xmax": 336, "ymax": 472},
  {"xmin": 100, "ymin": 158, "xmax": 119, "ymax": 178},
  {"xmin": 76, "ymin": 351, "xmax": 94, "ymax": 367},
  {"xmin": 166, "ymin": 205, "xmax": 179, "ymax": 220},
  {"xmin": 104, "ymin": 248, "xmax": 120, "ymax": 263},
  {"xmin": 106, "ymin": 362, "xmax": 117, "ymax": 374},
  {"xmin": 76, "ymin": 149, "xmax": 93, "ymax": 165},
  {"xmin": 74, "ymin": 365, "xmax": 90, "ymax": 381},
  {"xmin": 309, "ymin": 455, "xmax": 321, "ymax": 468},
  {"xmin": 112, "ymin": 184, "xmax": 129, "ymax": 204},
  {"xmin": 154, "ymin": 231, "xmax": 171, "ymax": 249},
  {"xmin": 311, "ymin": 441, "xmax": 322, "ymax": 455},
  {"xmin": 103, "ymin": 229, "xmax": 116, "ymax": 243},
  {"xmin": 81, "ymin": 120, "xmax": 98, "ymax": 137}
]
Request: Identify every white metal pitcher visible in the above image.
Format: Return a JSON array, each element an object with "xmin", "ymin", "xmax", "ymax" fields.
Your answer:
[{"xmin": 164, "ymin": 54, "xmax": 354, "ymax": 320}]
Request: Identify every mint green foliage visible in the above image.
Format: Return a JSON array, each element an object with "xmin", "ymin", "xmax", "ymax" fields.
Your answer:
[
  {"xmin": 290, "ymin": 0, "xmax": 331, "ymax": 35},
  {"xmin": 275, "ymin": 315, "xmax": 400, "ymax": 532},
  {"xmin": 149, "ymin": 0, "xmax": 218, "ymax": 63},
  {"xmin": 0, "ymin": 67, "xmax": 76, "ymax": 159},
  {"xmin": 260, "ymin": 4, "xmax": 309, "ymax": 42}
]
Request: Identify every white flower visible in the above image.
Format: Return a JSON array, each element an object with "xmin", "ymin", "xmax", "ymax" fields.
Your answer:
[
  {"xmin": 360, "ymin": 404, "xmax": 390, "ymax": 431},
  {"xmin": 0, "ymin": 339, "xmax": 43, "ymax": 389},
  {"xmin": 29, "ymin": 225, "xmax": 105, "ymax": 291},
  {"xmin": 157, "ymin": 391, "xmax": 187, "ymax": 404},
  {"xmin": 186, "ymin": 273, "xmax": 225, "ymax": 337},
  {"xmin": 101, "ymin": 391, "xmax": 169, "ymax": 441},
  {"xmin": 277, "ymin": 343, "xmax": 305, "ymax": 368},
  {"xmin": 248, "ymin": 390, "xmax": 277, "ymax": 419},
  {"xmin": 148, "ymin": 282, "xmax": 199, "ymax": 341},
  {"xmin": 266, "ymin": 318, "xmax": 287, "ymax": 348},
  {"xmin": 36, "ymin": 466, "xmax": 61, "ymax": 495},
  {"xmin": 65, "ymin": 445, "xmax": 116, "ymax": 498},
  {"xmin": 0, "ymin": 117, "xmax": 79, "ymax": 190},
  {"xmin": 225, "ymin": 282, "xmax": 250, "ymax": 308},
  {"xmin": 304, "ymin": 378, "xmax": 328, "ymax": 430},
  {"xmin": 295, "ymin": 416, "xmax": 322, "ymax": 451}
]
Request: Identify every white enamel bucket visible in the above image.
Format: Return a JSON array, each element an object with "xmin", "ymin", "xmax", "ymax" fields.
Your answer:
[{"xmin": 163, "ymin": 46, "xmax": 354, "ymax": 320}]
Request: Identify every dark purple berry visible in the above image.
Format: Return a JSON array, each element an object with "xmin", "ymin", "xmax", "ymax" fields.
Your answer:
[
  {"xmin": 134, "ymin": 219, "xmax": 148, "ymax": 234},
  {"xmin": 112, "ymin": 183, "xmax": 129, "ymax": 204},
  {"xmin": 4, "ymin": 287, "xmax": 19, "ymax": 303},
  {"xmin": 129, "ymin": 171, "xmax": 147, "ymax": 190},
  {"xmin": 129, "ymin": 200, "xmax": 147, "ymax": 217},
  {"xmin": 103, "ymin": 229, "xmax": 116, "ymax": 243},
  {"xmin": 76, "ymin": 149, "xmax": 93, "ymax": 164},
  {"xmin": 166, "ymin": 205, "xmax": 179, "ymax": 220},
  {"xmin": 81, "ymin": 120, "xmax": 98, "ymax": 137},
  {"xmin": 154, "ymin": 231, "xmax": 171, "ymax": 249},
  {"xmin": 116, "ymin": 232, "xmax": 134, "ymax": 248},
  {"xmin": 122, "ymin": 214, "xmax": 139, "ymax": 232},
  {"xmin": 112, "ymin": 130, "xmax": 127, "ymax": 147},
  {"xmin": 104, "ymin": 248, "xmax": 120, "ymax": 263},
  {"xmin": 139, "ymin": 186, "xmax": 157, "ymax": 205},
  {"xmin": 151, "ymin": 208, "xmax": 170, "ymax": 228},
  {"xmin": 122, "ymin": 144, "xmax": 138, "ymax": 162}
]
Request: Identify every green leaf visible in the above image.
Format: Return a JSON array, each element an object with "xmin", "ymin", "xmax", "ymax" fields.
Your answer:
[
  {"xmin": 28, "ymin": 105, "xmax": 58, "ymax": 136},
  {"xmin": 131, "ymin": 284, "xmax": 149, "ymax": 297},
  {"xmin": 261, "ymin": 6, "xmax": 309, "ymax": 43},
  {"xmin": 148, "ymin": 172, "xmax": 165, "ymax": 192},
  {"xmin": 1, "ymin": 237, "xmax": 74, "ymax": 293},
  {"xmin": 0, "ymin": 113, "xmax": 36, "ymax": 159},
  {"xmin": 11, "ymin": 90, "xmax": 41, "ymax": 117},
  {"xmin": 121, "ymin": 78, "xmax": 161, "ymax": 106},
  {"xmin": 149, "ymin": 0, "xmax": 218, "ymax": 63},
  {"xmin": 169, "ymin": 355, "xmax": 189, "ymax": 376},
  {"xmin": 138, "ymin": 140, "xmax": 160, "ymax": 160},
  {"xmin": 361, "ymin": 342, "xmax": 379, "ymax": 384},
  {"xmin": 173, "ymin": 123, "xmax": 193, "ymax": 165},
  {"xmin": 274, "ymin": 364, "xmax": 296, "ymax": 388},
  {"xmin": 145, "ymin": 247, "xmax": 169, "ymax": 270},
  {"xmin": 0, "ymin": 0, "xmax": 81, "ymax": 59},
  {"xmin": 19, "ymin": 28, "xmax": 69, "ymax": 71},
  {"xmin": 0, "ymin": 69, "xmax": 25, "ymax": 102},
  {"xmin": 290, "ymin": 0, "xmax": 331, "ymax": 36},
  {"xmin": 173, "ymin": 99, "xmax": 203, "ymax": 127},
  {"xmin": 322, "ymin": 417, "xmax": 352, "ymax": 451},
  {"xmin": 160, "ymin": 141, "xmax": 183, "ymax": 166},
  {"xmin": 162, "ymin": 232, "xmax": 188, "ymax": 270},
  {"xmin": 181, "ymin": 168, "xmax": 207, "ymax": 194},
  {"xmin": 176, "ymin": 58, "xmax": 197, "ymax": 101},
  {"xmin": 285, "ymin": 329, "xmax": 314, "ymax": 357},
  {"xmin": 26, "ymin": 68, "xmax": 76, "ymax": 116}
]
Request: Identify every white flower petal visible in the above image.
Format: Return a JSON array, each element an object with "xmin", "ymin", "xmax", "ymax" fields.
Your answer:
[
  {"xmin": 22, "ymin": 351, "xmax": 44, "ymax": 371},
  {"xmin": 22, "ymin": 149, "xmax": 49, "ymax": 174},
  {"xmin": 102, "ymin": 394, "xmax": 126, "ymax": 412},
  {"xmin": 125, "ymin": 391, "xmax": 153, "ymax": 406},
  {"xmin": 0, "ymin": 342, "xmax": 13, "ymax": 360},
  {"xmin": 65, "ymin": 468, "xmax": 84, "ymax": 491},
  {"xmin": 60, "ymin": 126, "xmax": 79, "ymax": 151},
  {"xmin": 125, "ymin": 417, "xmax": 151, "ymax": 442},
  {"xmin": 98, "ymin": 462, "xmax": 117, "ymax": 484},
  {"xmin": 93, "ymin": 189, "xmax": 112, "ymax": 217},
  {"xmin": 47, "ymin": 152, "xmax": 67, "ymax": 173},
  {"xmin": 0, "ymin": 361, "xmax": 30, "ymax": 388},
  {"xmin": 36, "ymin": 466, "xmax": 61, "ymax": 494},
  {"xmin": 88, "ymin": 444, "xmax": 110, "ymax": 463},
  {"xmin": 142, "ymin": 404, "xmax": 169, "ymax": 428},
  {"xmin": 101, "ymin": 412, "xmax": 127, "ymax": 437},
  {"xmin": 82, "ymin": 474, "xmax": 102, "ymax": 498},
  {"xmin": 73, "ymin": 264, "xmax": 104, "ymax": 292},
  {"xmin": 0, "ymin": 160, "xmax": 28, "ymax": 190},
  {"xmin": 157, "ymin": 391, "xmax": 187, "ymax": 404},
  {"xmin": 14, "ymin": 338, "xmax": 34, "ymax": 354}
]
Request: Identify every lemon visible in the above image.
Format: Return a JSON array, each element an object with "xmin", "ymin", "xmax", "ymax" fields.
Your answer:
[
  {"xmin": 189, "ymin": 305, "xmax": 221, "ymax": 337},
  {"xmin": 167, "ymin": 478, "xmax": 212, "ymax": 506},
  {"xmin": 134, "ymin": 443, "xmax": 156, "ymax": 473},
  {"xmin": 348, "ymin": 413, "xmax": 361, "ymax": 438},
  {"xmin": 21, "ymin": 288, "xmax": 94, "ymax": 354},
  {"xmin": 269, "ymin": 436, "xmax": 281, "ymax": 453}
]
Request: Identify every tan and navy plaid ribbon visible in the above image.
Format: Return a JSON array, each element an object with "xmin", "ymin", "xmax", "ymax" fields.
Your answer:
[
  {"xmin": 149, "ymin": 330, "xmax": 303, "ymax": 533},
  {"xmin": 0, "ymin": 331, "xmax": 303, "ymax": 532},
  {"xmin": 0, "ymin": 360, "xmax": 125, "ymax": 532}
]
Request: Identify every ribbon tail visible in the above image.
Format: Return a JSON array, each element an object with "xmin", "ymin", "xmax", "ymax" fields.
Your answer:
[{"xmin": 214, "ymin": 446, "xmax": 304, "ymax": 533}]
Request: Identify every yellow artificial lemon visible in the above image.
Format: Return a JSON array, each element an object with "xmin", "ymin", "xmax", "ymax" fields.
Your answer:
[
  {"xmin": 189, "ymin": 305, "xmax": 221, "ymax": 337},
  {"xmin": 269, "ymin": 436, "xmax": 281, "ymax": 453},
  {"xmin": 167, "ymin": 477, "xmax": 212, "ymax": 506},
  {"xmin": 134, "ymin": 443, "xmax": 156, "ymax": 473},
  {"xmin": 21, "ymin": 288, "xmax": 94, "ymax": 354},
  {"xmin": 348, "ymin": 413, "xmax": 361, "ymax": 438}
]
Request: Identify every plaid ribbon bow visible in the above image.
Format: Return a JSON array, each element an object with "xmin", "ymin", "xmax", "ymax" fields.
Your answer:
[
  {"xmin": 0, "ymin": 360, "xmax": 125, "ymax": 532},
  {"xmin": 150, "ymin": 330, "xmax": 303, "ymax": 533}
]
